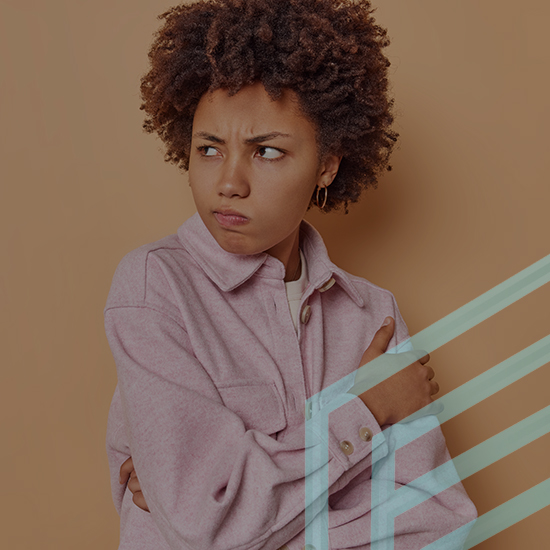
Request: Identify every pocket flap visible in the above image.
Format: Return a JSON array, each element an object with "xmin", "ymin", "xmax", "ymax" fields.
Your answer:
[{"xmin": 218, "ymin": 381, "xmax": 287, "ymax": 435}]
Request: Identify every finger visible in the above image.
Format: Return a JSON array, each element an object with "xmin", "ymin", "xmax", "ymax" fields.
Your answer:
[
  {"xmin": 127, "ymin": 476, "xmax": 142, "ymax": 495},
  {"xmin": 119, "ymin": 457, "xmax": 134, "ymax": 484},
  {"xmin": 425, "ymin": 365, "xmax": 435, "ymax": 381},
  {"xmin": 400, "ymin": 399, "xmax": 444, "ymax": 422},
  {"xmin": 430, "ymin": 380, "xmax": 440, "ymax": 396},
  {"xmin": 364, "ymin": 317, "xmax": 395, "ymax": 359},
  {"xmin": 132, "ymin": 491, "xmax": 150, "ymax": 513},
  {"xmin": 418, "ymin": 353, "xmax": 431, "ymax": 365}
]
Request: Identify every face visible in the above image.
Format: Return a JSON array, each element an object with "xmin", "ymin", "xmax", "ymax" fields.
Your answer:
[{"xmin": 188, "ymin": 82, "xmax": 341, "ymax": 267}]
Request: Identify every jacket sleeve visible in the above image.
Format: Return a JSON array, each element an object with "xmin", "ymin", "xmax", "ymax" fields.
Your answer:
[
  {"xmin": 279, "ymin": 416, "xmax": 477, "ymax": 550},
  {"xmin": 104, "ymin": 304, "xmax": 388, "ymax": 550},
  {"xmin": 327, "ymin": 416, "xmax": 478, "ymax": 550}
]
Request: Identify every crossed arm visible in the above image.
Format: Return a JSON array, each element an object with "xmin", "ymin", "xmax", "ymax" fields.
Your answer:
[{"xmin": 120, "ymin": 317, "xmax": 438, "ymax": 514}]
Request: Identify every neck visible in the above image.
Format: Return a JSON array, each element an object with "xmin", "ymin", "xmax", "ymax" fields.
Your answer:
[
  {"xmin": 285, "ymin": 250, "xmax": 301, "ymax": 282},
  {"xmin": 282, "ymin": 229, "xmax": 301, "ymax": 282},
  {"xmin": 265, "ymin": 227, "xmax": 301, "ymax": 282}
]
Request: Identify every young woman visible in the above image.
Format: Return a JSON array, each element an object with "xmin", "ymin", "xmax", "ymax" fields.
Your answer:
[{"xmin": 105, "ymin": 1, "xmax": 476, "ymax": 548}]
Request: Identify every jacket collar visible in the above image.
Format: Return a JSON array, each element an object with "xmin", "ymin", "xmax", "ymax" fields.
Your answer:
[{"xmin": 177, "ymin": 213, "xmax": 364, "ymax": 306}]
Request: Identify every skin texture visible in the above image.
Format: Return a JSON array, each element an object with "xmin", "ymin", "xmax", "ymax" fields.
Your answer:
[
  {"xmin": 359, "ymin": 317, "xmax": 439, "ymax": 426},
  {"xmin": 189, "ymin": 82, "xmax": 341, "ymax": 279}
]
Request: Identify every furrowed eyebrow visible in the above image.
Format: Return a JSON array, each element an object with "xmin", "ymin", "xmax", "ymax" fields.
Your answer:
[
  {"xmin": 193, "ymin": 132, "xmax": 225, "ymax": 144},
  {"xmin": 192, "ymin": 131, "xmax": 291, "ymax": 144},
  {"xmin": 244, "ymin": 132, "xmax": 291, "ymax": 144}
]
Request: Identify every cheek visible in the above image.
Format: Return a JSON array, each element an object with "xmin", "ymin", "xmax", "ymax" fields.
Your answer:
[
  {"xmin": 268, "ymin": 184, "xmax": 310, "ymax": 216},
  {"xmin": 188, "ymin": 170, "xmax": 210, "ymax": 200},
  {"xmin": 285, "ymin": 174, "xmax": 318, "ymax": 212},
  {"xmin": 265, "ymin": 190, "xmax": 313, "ymax": 234}
]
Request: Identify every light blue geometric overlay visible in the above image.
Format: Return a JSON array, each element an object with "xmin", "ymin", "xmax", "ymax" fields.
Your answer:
[{"xmin": 304, "ymin": 253, "xmax": 550, "ymax": 549}]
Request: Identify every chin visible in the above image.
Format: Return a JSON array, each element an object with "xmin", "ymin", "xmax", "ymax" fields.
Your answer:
[{"xmin": 214, "ymin": 232, "xmax": 262, "ymax": 257}]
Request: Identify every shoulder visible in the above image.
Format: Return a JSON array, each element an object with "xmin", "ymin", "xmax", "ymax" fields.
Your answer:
[
  {"xmin": 104, "ymin": 231, "xmax": 191, "ymax": 312},
  {"xmin": 334, "ymin": 268, "xmax": 412, "ymax": 350},
  {"xmin": 345, "ymin": 271, "xmax": 398, "ymax": 306}
]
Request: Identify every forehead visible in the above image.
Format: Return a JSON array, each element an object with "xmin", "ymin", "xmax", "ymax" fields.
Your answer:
[{"xmin": 192, "ymin": 82, "xmax": 318, "ymax": 140}]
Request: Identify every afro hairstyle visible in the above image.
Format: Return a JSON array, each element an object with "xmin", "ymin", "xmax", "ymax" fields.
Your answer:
[{"xmin": 140, "ymin": 0, "xmax": 397, "ymax": 212}]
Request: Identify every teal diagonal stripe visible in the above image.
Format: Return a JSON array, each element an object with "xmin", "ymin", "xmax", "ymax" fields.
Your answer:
[
  {"xmin": 399, "ymin": 335, "xmax": 550, "ymax": 429},
  {"xmin": 388, "ymin": 406, "xmax": 550, "ymax": 518},
  {"xmin": 350, "ymin": 254, "xmax": 550, "ymax": 396},
  {"xmin": 464, "ymin": 477, "xmax": 550, "ymax": 549},
  {"xmin": 436, "ymin": 336, "xmax": 550, "ymax": 424},
  {"xmin": 452, "ymin": 405, "xmax": 550, "ymax": 481},
  {"xmin": 410, "ymin": 254, "xmax": 550, "ymax": 352},
  {"xmin": 421, "ymin": 478, "xmax": 550, "ymax": 550}
]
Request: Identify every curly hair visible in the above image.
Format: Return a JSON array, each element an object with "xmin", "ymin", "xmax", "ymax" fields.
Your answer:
[{"xmin": 141, "ymin": 0, "xmax": 397, "ymax": 212}]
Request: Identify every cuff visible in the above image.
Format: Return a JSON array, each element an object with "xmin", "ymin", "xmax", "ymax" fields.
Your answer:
[{"xmin": 305, "ymin": 389, "xmax": 387, "ymax": 473}]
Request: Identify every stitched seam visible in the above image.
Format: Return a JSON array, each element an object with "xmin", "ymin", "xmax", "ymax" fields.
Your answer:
[{"xmin": 104, "ymin": 304, "xmax": 189, "ymax": 333}]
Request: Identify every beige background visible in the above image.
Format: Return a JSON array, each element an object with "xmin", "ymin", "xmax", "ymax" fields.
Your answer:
[{"xmin": 1, "ymin": 0, "xmax": 548, "ymax": 547}]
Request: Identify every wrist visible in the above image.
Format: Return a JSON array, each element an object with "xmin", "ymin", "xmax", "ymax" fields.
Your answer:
[{"xmin": 358, "ymin": 391, "xmax": 389, "ymax": 426}]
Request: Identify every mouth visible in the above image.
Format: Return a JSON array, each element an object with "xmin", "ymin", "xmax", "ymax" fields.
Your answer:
[{"xmin": 213, "ymin": 210, "xmax": 249, "ymax": 227}]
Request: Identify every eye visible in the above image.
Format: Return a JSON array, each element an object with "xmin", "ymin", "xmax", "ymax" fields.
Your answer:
[
  {"xmin": 198, "ymin": 145, "xmax": 219, "ymax": 157},
  {"xmin": 257, "ymin": 146, "xmax": 284, "ymax": 160}
]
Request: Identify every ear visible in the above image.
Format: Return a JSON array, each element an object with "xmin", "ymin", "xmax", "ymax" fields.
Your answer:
[{"xmin": 318, "ymin": 154, "xmax": 343, "ymax": 189}]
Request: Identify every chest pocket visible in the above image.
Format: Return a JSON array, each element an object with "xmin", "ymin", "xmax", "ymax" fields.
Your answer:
[{"xmin": 218, "ymin": 381, "xmax": 287, "ymax": 435}]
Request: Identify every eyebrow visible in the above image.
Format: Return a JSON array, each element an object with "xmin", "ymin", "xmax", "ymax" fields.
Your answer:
[
  {"xmin": 245, "ymin": 132, "xmax": 291, "ymax": 144},
  {"xmin": 192, "ymin": 131, "xmax": 291, "ymax": 144},
  {"xmin": 193, "ymin": 132, "xmax": 224, "ymax": 144}
]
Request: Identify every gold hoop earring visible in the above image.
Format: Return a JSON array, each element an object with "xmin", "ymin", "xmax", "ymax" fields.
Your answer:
[{"xmin": 316, "ymin": 186, "xmax": 328, "ymax": 210}]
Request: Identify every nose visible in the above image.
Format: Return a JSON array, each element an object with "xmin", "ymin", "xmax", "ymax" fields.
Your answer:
[{"xmin": 217, "ymin": 156, "xmax": 251, "ymax": 199}]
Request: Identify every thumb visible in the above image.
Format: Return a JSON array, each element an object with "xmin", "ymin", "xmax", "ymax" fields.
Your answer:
[
  {"xmin": 119, "ymin": 456, "xmax": 134, "ymax": 484},
  {"xmin": 362, "ymin": 317, "xmax": 395, "ymax": 363}
]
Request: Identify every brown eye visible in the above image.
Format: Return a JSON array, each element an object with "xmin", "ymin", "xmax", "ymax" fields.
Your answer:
[
  {"xmin": 199, "ymin": 146, "xmax": 218, "ymax": 156},
  {"xmin": 257, "ymin": 146, "xmax": 283, "ymax": 160}
]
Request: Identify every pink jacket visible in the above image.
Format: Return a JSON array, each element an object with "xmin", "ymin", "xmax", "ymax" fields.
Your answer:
[{"xmin": 105, "ymin": 213, "xmax": 476, "ymax": 550}]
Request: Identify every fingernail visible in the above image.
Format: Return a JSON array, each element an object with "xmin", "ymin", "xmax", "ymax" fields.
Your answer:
[{"xmin": 382, "ymin": 316, "xmax": 392, "ymax": 326}]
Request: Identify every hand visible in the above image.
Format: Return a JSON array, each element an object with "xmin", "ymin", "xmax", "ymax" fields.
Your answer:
[
  {"xmin": 357, "ymin": 317, "xmax": 439, "ymax": 426},
  {"xmin": 119, "ymin": 456, "xmax": 150, "ymax": 512}
]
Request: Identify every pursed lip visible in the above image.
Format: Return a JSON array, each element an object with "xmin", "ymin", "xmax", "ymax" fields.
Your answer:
[{"xmin": 213, "ymin": 209, "xmax": 249, "ymax": 227}]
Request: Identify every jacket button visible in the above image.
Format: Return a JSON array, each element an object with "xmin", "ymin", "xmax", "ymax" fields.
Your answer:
[
  {"xmin": 339, "ymin": 440, "xmax": 354, "ymax": 455},
  {"xmin": 300, "ymin": 305, "xmax": 312, "ymax": 324},
  {"xmin": 359, "ymin": 427, "xmax": 373, "ymax": 442},
  {"xmin": 318, "ymin": 277, "xmax": 336, "ymax": 293}
]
